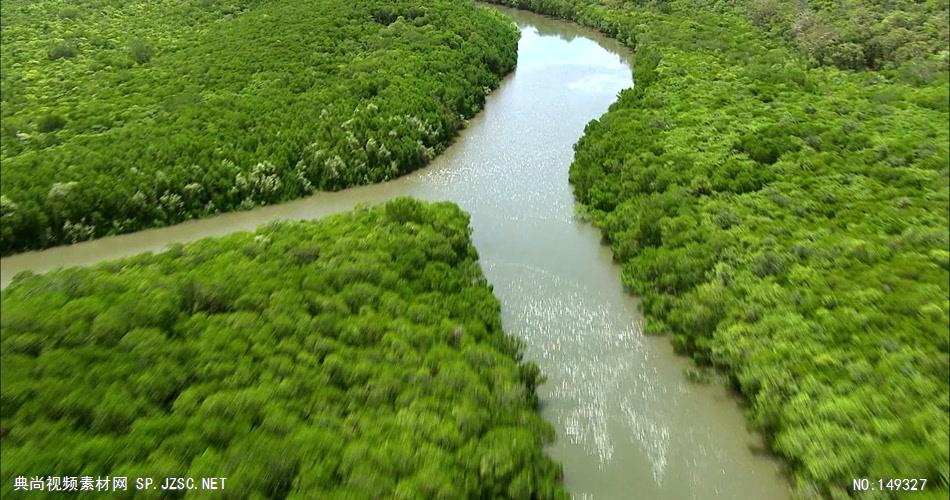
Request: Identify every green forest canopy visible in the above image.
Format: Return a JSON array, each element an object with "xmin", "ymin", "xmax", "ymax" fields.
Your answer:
[
  {"xmin": 0, "ymin": 198, "xmax": 568, "ymax": 499},
  {"xmin": 0, "ymin": 0, "xmax": 519, "ymax": 254},
  {"xmin": 485, "ymin": 0, "xmax": 950, "ymax": 497}
]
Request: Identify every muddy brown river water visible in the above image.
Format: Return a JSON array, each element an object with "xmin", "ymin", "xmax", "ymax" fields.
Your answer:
[{"xmin": 1, "ymin": 7, "xmax": 789, "ymax": 499}]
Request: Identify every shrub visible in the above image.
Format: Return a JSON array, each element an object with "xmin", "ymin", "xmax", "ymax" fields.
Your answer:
[
  {"xmin": 129, "ymin": 38, "xmax": 153, "ymax": 64},
  {"xmin": 47, "ymin": 43, "xmax": 77, "ymax": 60},
  {"xmin": 36, "ymin": 114, "xmax": 66, "ymax": 133}
]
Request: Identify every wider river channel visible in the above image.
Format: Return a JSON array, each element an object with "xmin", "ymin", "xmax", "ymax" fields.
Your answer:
[{"xmin": 1, "ymin": 7, "xmax": 789, "ymax": 499}]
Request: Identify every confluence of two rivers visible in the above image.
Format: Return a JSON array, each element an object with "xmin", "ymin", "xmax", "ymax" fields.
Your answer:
[{"xmin": 0, "ymin": 7, "xmax": 788, "ymax": 499}]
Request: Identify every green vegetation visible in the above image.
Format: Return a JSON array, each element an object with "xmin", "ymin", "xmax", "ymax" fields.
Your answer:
[
  {"xmin": 747, "ymin": 0, "xmax": 948, "ymax": 71},
  {"xmin": 0, "ymin": 199, "xmax": 568, "ymax": 499},
  {"xmin": 0, "ymin": 0, "xmax": 518, "ymax": 254},
  {"xmin": 487, "ymin": 0, "xmax": 949, "ymax": 497}
]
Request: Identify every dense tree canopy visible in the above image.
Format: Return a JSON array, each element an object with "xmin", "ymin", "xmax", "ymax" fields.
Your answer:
[
  {"xmin": 745, "ymin": 0, "xmax": 949, "ymax": 72},
  {"xmin": 486, "ymin": 0, "xmax": 949, "ymax": 497},
  {"xmin": 0, "ymin": 0, "xmax": 519, "ymax": 254},
  {"xmin": 0, "ymin": 199, "xmax": 568, "ymax": 499}
]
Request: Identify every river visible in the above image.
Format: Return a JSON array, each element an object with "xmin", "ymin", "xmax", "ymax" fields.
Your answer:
[{"xmin": 0, "ymin": 7, "xmax": 789, "ymax": 499}]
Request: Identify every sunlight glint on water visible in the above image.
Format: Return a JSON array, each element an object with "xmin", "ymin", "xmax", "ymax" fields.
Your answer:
[{"xmin": 0, "ymin": 8, "xmax": 788, "ymax": 499}]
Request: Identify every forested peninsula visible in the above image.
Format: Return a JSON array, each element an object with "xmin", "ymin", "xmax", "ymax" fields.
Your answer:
[
  {"xmin": 485, "ymin": 0, "xmax": 950, "ymax": 496},
  {"xmin": 0, "ymin": 199, "xmax": 568, "ymax": 499},
  {"xmin": 0, "ymin": 0, "xmax": 518, "ymax": 254},
  {"xmin": 2, "ymin": 0, "xmax": 948, "ymax": 497}
]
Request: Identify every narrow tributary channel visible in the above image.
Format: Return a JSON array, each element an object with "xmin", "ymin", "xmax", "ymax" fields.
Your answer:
[{"xmin": 1, "ymin": 7, "xmax": 789, "ymax": 499}]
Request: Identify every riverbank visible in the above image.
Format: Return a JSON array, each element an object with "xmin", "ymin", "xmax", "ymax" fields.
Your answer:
[
  {"xmin": 2, "ymin": 8, "xmax": 791, "ymax": 498},
  {"xmin": 483, "ymin": 0, "xmax": 950, "ymax": 497},
  {"xmin": 0, "ymin": 0, "xmax": 518, "ymax": 254},
  {"xmin": 1, "ymin": 198, "xmax": 571, "ymax": 499}
]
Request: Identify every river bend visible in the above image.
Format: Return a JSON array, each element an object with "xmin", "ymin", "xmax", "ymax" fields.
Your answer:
[{"xmin": 0, "ymin": 7, "xmax": 788, "ymax": 499}]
